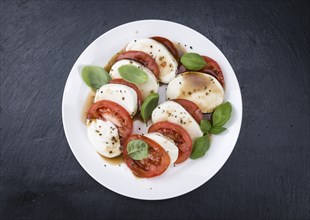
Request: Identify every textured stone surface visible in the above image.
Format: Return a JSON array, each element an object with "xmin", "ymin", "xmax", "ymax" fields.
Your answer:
[{"xmin": 1, "ymin": 1, "xmax": 309, "ymax": 219}]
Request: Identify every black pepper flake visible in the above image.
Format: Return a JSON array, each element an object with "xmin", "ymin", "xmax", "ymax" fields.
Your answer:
[
  {"xmin": 106, "ymin": 142, "xmax": 108, "ymax": 144},
  {"xmin": 122, "ymin": 97, "xmax": 125, "ymax": 100},
  {"xmin": 99, "ymin": 134, "xmax": 102, "ymax": 136},
  {"xmin": 109, "ymin": 151, "xmax": 112, "ymax": 154},
  {"xmin": 209, "ymin": 90, "xmax": 211, "ymax": 92},
  {"xmin": 100, "ymin": 91, "xmax": 103, "ymax": 93},
  {"xmin": 150, "ymin": 188, "xmax": 152, "ymax": 190},
  {"xmin": 173, "ymin": 164, "xmax": 176, "ymax": 167},
  {"xmin": 104, "ymin": 165, "xmax": 106, "ymax": 167},
  {"xmin": 190, "ymin": 46, "xmax": 193, "ymax": 49},
  {"xmin": 158, "ymin": 106, "xmax": 161, "ymax": 109},
  {"xmin": 184, "ymin": 44, "xmax": 187, "ymax": 47},
  {"xmin": 134, "ymin": 40, "xmax": 137, "ymax": 42},
  {"xmin": 188, "ymin": 92, "xmax": 192, "ymax": 95},
  {"xmin": 118, "ymin": 164, "xmax": 121, "ymax": 167},
  {"xmin": 150, "ymin": 45, "xmax": 153, "ymax": 48},
  {"xmin": 179, "ymin": 82, "xmax": 182, "ymax": 85},
  {"xmin": 138, "ymin": 127, "xmax": 141, "ymax": 130}
]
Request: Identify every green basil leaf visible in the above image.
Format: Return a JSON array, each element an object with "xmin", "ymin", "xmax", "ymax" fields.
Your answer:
[
  {"xmin": 200, "ymin": 120, "xmax": 211, "ymax": 134},
  {"xmin": 127, "ymin": 139, "xmax": 149, "ymax": 160},
  {"xmin": 141, "ymin": 93, "xmax": 159, "ymax": 123},
  {"xmin": 180, "ymin": 53, "xmax": 206, "ymax": 71},
  {"xmin": 212, "ymin": 102, "xmax": 232, "ymax": 127},
  {"xmin": 118, "ymin": 65, "xmax": 148, "ymax": 84},
  {"xmin": 190, "ymin": 135, "xmax": 210, "ymax": 159},
  {"xmin": 82, "ymin": 66, "xmax": 111, "ymax": 90},
  {"xmin": 209, "ymin": 126, "xmax": 227, "ymax": 134}
]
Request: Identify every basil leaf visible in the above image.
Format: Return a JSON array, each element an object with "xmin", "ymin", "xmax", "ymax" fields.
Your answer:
[
  {"xmin": 180, "ymin": 53, "xmax": 206, "ymax": 71},
  {"xmin": 141, "ymin": 93, "xmax": 159, "ymax": 123},
  {"xmin": 209, "ymin": 126, "xmax": 226, "ymax": 134},
  {"xmin": 82, "ymin": 66, "xmax": 111, "ymax": 90},
  {"xmin": 200, "ymin": 120, "xmax": 211, "ymax": 134},
  {"xmin": 212, "ymin": 102, "xmax": 232, "ymax": 127},
  {"xmin": 127, "ymin": 139, "xmax": 149, "ymax": 160},
  {"xmin": 118, "ymin": 65, "xmax": 148, "ymax": 84},
  {"xmin": 190, "ymin": 135, "xmax": 210, "ymax": 159}
]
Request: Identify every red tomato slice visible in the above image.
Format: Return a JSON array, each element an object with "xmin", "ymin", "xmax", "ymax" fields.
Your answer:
[
  {"xmin": 200, "ymin": 56, "xmax": 225, "ymax": 87},
  {"xmin": 87, "ymin": 100, "xmax": 133, "ymax": 145},
  {"xmin": 109, "ymin": 78, "xmax": 143, "ymax": 108},
  {"xmin": 123, "ymin": 134, "xmax": 170, "ymax": 178},
  {"xmin": 151, "ymin": 36, "xmax": 179, "ymax": 61},
  {"xmin": 148, "ymin": 122, "xmax": 192, "ymax": 164},
  {"xmin": 116, "ymin": 51, "xmax": 160, "ymax": 79},
  {"xmin": 174, "ymin": 99, "xmax": 203, "ymax": 123}
]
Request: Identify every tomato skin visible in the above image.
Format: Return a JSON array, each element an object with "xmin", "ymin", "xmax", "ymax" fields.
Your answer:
[
  {"xmin": 109, "ymin": 78, "xmax": 143, "ymax": 108},
  {"xmin": 87, "ymin": 100, "xmax": 133, "ymax": 145},
  {"xmin": 173, "ymin": 99, "xmax": 203, "ymax": 123},
  {"xmin": 116, "ymin": 51, "xmax": 160, "ymax": 79},
  {"xmin": 151, "ymin": 36, "xmax": 179, "ymax": 61},
  {"xmin": 148, "ymin": 122, "xmax": 192, "ymax": 164},
  {"xmin": 123, "ymin": 135, "xmax": 170, "ymax": 178},
  {"xmin": 200, "ymin": 56, "xmax": 224, "ymax": 87}
]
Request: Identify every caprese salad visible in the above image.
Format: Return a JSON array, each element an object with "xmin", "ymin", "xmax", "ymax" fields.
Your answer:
[{"xmin": 81, "ymin": 36, "xmax": 232, "ymax": 178}]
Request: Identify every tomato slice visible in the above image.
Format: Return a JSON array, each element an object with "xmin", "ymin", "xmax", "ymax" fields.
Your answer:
[
  {"xmin": 148, "ymin": 122, "xmax": 192, "ymax": 164},
  {"xmin": 87, "ymin": 100, "xmax": 133, "ymax": 145},
  {"xmin": 109, "ymin": 78, "xmax": 143, "ymax": 108},
  {"xmin": 123, "ymin": 134, "xmax": 170, "ymax": 178},
  {"xmin": 116, "ymin": 51, "xmax": 160, "ymax": 79},
  {"xmin": 174, "ymin": 99, "xmax": 203, "ymax": 123},
  {"xmin": 200, "ymin": 56, "xmax": 225, "ymax": 87},
  {"xmin": 151, "ymin": 36, "xmax": 179, "ymax": 61}
]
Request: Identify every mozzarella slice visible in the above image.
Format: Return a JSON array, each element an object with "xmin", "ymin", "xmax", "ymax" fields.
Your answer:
[
  {"xmin": 87, "ymin": 119, "xmax": 121, "ymax": 158},
  {"xmin": 166, "ymin": 72, "xmax": 224, "ymax": 113},
  {"xmin": 145, "ymin": 132, "xmax": 179, "ymax": 165},
  {"xmin": 151, "ymin": 101, "xmax": 203, "ymax": 140},
  {"xmin": 95, "ymin": 84, "xmax": 137, "ymax": 117},
  {"xmin": 109, "ymin": 59, "xmax": 159, "ymax": 100},
  {"xmin": 126, "ymin": 38, "xmax": 178, "ymax": 83}
]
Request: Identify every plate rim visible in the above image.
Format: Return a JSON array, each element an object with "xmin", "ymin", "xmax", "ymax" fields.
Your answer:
[{"xmin": 62, "ymin": 19, "xmax": 243, "ymax": 200}]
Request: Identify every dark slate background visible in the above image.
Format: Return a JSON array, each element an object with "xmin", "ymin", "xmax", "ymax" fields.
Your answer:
[{"xmin": 1, "ymin": 0, "xmax": 309, "ymax": 219}]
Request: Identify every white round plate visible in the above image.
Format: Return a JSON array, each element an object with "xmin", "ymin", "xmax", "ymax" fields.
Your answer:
[{"xmin": 62, "ymin": 20, "xmax": 242, "ymax": 200}]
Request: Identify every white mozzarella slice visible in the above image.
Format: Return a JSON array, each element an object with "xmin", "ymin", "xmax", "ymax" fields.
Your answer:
[
  {"xmin": 109, "ymin": 59, "xmax": 159, "ymax": 100},
  {"xmin": 151, "ymin": 101, "xmax": 203, "ymax": 140},
  {"xmin": 87, "ymin": 119, "xmax": 121, "ymax": 158},
  {"xmin": 126, "ymin": 38, "xmax": 178, "ymax": 83},
  {"xmin": 166, "ymin": 72, "xmax": 224, "ymax": 113},
  {"xmin": 95, "ymin": 84, "xmax": 137, "ymax": 117},
  {"xmin": 145, "ymin": 132, "xmax": 179, "ymax": 165}
]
